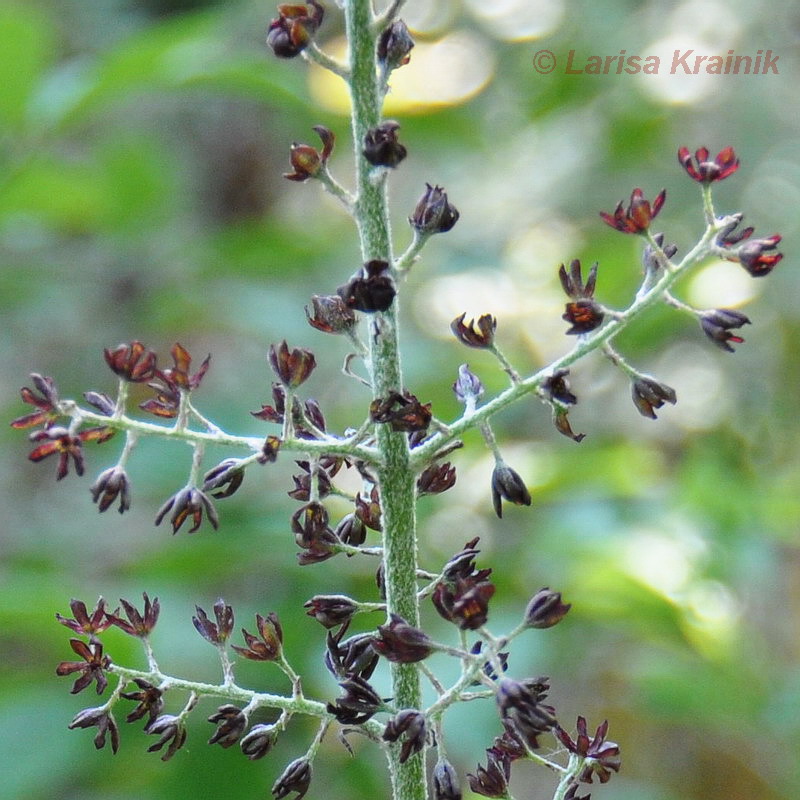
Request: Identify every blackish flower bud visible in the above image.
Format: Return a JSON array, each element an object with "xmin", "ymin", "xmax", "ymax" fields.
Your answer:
[
  {"xmin": 467, "ymin": 753, "xmax": 510, "ymax": 798},
  {"xmin": 678, "ymin": 146, "xmax": 739, "ymax": 183},
  {"xmin": 377, "ymin": 19, "xmax": 415, "ymax": 71},
  {"xmin": 120, "ymin": 679, "xmax": 163, "ymax": 727},
  {"xmin": 202, "ymin": 458, "xmax": 245, "ymax": 499},
  {"xmin": 600, "ymin": 187, "xmax": 666, "ymax": 234},
  {"xmin": 700, "ymin": 309, "xmax": 750, "ymax": 352},
  {"xmin": 240, "ymin": 722, "xmax": 279, "ymax": 760},
  {"xmin": 146, "ymin": 714, "xmax": 188, "ymax": 761},
  {"xmin": 325, "ymin": 631, "xmax": 379, "ymax": 680},
  {"xmin": 453, "ymin": 363, "xmax": 485, "ymax": 404},
  {"xmin": 337, "ymin": 259, "xmax": 396, "ymax": 313},
  {"xmin": 155, "ymin": 486, "xmax": 219, "ymax": 533},
  {"xmin": 496, "ymin": 677, "xmax": 557, "ymax": 750},
  {"xmin": 524, "ymin": 588, "xmax": 571, "ymax": 629},
  {"xmin": 233, "ymin": 612, "xmax": 283, "ymax": 661},
  {"xmin": 410, "ymin": 183, "xmax": 459, "ymax": 234},
  {"xmin": 417, "ymin": 462, "xmax": 457, "ymax": 496},
  {"xmin": 104, "ymin": 341, "xmax": 157, "ymax": 383},
  {"xmin": 106, "ymin": 592, "xmax": 160, "ymax": 637},
  {"xmin": 433, "ymin": 759, "xmax": 463, "ymax": 800},
  {"xmin": 272, "ymin": 757, "xmax": 312, "ymax": 800},
  {"xmin": 370, "ymin": 391, "xmax": 432, "ymax": 434},
  {"xmin": 382, "ymin": 709, "xmax": 427, "ymax": 763},
  {"xmin": 305, "ymin": 594, "xmax": 359, "ymax": 629},
  {"xmin": 559, "ymin": 259, "xmax": 597, "ymax": 300},
  {"xmin": 327, "ymin": 675, "xmax": 386, "ymax": 724},
  {"xmin": 716, "ymin": 213, "xmax": 753, "ymax": 247},
  {"xmin": 90, "ymin": 466, "xmax": 131, "ymax": 513},
  {"xmin": 631, "ymin": 377, "xmax": 677, "ymax": 420},
  {"xmin": 451, "ymin": 313, "xmax": 496, "ymax": 348},
  {"xmin": 736, "ymin": 234, "xmax": 783, "ymax": 276},
  {"xmin": 266, "ymin": 1, "xmax": 324, "ymax": 59},
  {"xmin": 363, "ymin": 120, "xmax": 407, "ymax": 168},
  {"xmin": 335, "ymin": 512, "xmax": 367, "ymax": 547},
  {"xmin": 193, "ymin": 599, "xmax": 234, "ymax": 645},
  {"xmin": 269, "ymin": 340, "xmax": 316, "ymax": 388},
  {"xmin": 306, "ymin": 294, "xmax": 357, "ymax": 334},
  {"xmin": 491, "ymin": 462, "xmax": 531, "ymax": 518},
  {"xmin": 374, "ymin": 613, "xmax": 433, "ymax": 663},
  {"xmin": 208, "ymin": 704, "xmax": 248, "ymax": 748},
  {"xmin": 68, "ymin": 706, "xmax": 120, "ymax": 753}
]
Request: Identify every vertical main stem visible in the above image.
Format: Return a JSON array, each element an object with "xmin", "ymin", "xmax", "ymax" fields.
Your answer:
[{"xmin": 343, "ymin": 3, "xmax": 425, "ymax": 800}]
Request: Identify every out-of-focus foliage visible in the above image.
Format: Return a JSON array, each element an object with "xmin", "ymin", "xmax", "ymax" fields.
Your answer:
[{"xmin": 1, "ymin": 1, "xmax": 798, "ymax": 799}]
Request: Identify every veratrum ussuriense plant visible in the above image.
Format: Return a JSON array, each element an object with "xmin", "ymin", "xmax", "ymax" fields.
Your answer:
[{"xmin": 11, "ymin": 3, "xmax": 783, "ymax": 800}]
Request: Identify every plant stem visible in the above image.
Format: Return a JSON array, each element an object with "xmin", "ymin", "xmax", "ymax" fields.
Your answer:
[{"xmin": 343, "ymin": 2, "xmax": 424, "ymax": 800}]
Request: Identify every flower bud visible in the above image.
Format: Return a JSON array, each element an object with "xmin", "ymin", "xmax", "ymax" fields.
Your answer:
[
  {"xmin": 269, "ymin": 341, "xmax": 316, "ymax": 388},
  {"xmin": 700, "ymin": 309, "xmax": 750, "ymax": 352},
  {"xmin": 631, "ymin": 377, "xmax": 677, "ymax": 419},
  {"xmin": 410, "ymin": 183, "xmax": 459, "ymax": 234},
  {"xmin": 451, "ymin": 313, "xmax": 496, "ymax": 348},
  {"xmin": 377, "ymin": 19, "xmax": 415, "ymax": 71},
  {"xmin": 240, "ymin": 722, "xmax": 279, "ymax": 760},
  {"xmin": 491, "ymin": 462, "xmax": 531, "ymax": 518},
  {"xmin": 337, "ymin": 259, "xmax": 396, "ymax": 313},
  {"xmin": 363, "ymin": 120, "xmax": 407, "ymax": 168},
  {"xmin": 453, "ymin": 363, "xmax": 484, "ymax": 404},
  {"xmin": 272, "ymin": 757, "xmax": 312, "ymax": 799},
  {"xmin": 524, "ymin": 588, "xmax": 571, "ymax": 629},
  {"xmin": 433, "ymin": 759, "xmax": 463, "ymax": 800}
]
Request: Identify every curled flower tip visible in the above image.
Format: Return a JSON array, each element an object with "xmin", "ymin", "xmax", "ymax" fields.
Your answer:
[
  {"xmin": 68, "ymin": 706, "xmax": 120, "ymax": 753},
  {"xmin": 90, "ymin": 466, "xmax": 131, "ymax": 513},
  {"xmin": 433, "ymin": 759, "xmax": 463, "ymax": 800},
  {"xmin": 272, "ymin": 757, "xmax": 312, "ymax": 800},
  {"xmin": 737, "ymin": 234, "xmax": 783, "ymax": 277},
  {"xmin": 631, "ymin": 377, "xmax": 677, "ymax": 420},
  {"xmin": 678, "ymin": 146, "xmax": 739, "ymax": 183},
  {"xmin": 284, "ymin": 125, "xmax": 335, "ymax": 181},
  {"xmin": 337, "ymin": 259, "xmax": 396, "ymax": 313},
  {"xmin": 155, "ymin": 486, "xmax": 219, "ymax": 534},
  {"xmin": 146, "ymin": 714, "xmax": 188, "ymax": 761},
  {"xmin": 373, "ymin": 613, "xmax": 433, "ymax": 663},
  {"xmin": 232, "ymin": 611, "xmax": 284, "ymax": 661},
  {"xmin": 600, "ymin": 187, "xmax": 666, "ymax": 234},
  {"xmin": 524, "ymin": 587, "xmax": 571, "ymax": 629},
  {"xmin": 305, "ymin": 294, "xmax": 356, "ymax": 334},
  {"xmin": 11, "ymin": 373, "xmax": 60, "ymax": 429},
  {"xmin": 241, "ymin": 722, "xmax": 279, "ymax": 760},
  {"xmin": 106, "ymin": 592, "xmax": 160, "ymax": 637},
  {"xmin": 193, "ymin": 598, "xmax": 234, "ymax": 645},
  {"xmin": 266, "ymin": 1, "xmax": 324, "ymax": 59},
  {"xmin": 363, "ymin": 120, "xmax": 407, "ymax": 168},
  {"xmin": 104, "ymin": 340, "xmax": 157, "ymax": 382},
  {"xmin": 700, "ymin": 309, "xmax": 750, "ymax": 352},
  {"xmin": 208, "ymin": 704, "xmax": 248, "ymax": 748},
  {"xmin": 269, "ymin": 340, "xmax": 316, "ymax": 388},
  {"xmin": 410, "ymin": 183, "xmax": 459, "ymax": 234},
  {"xmin": 383, "ymin": 710, "xmax": 427, "ymax": 763},
  {"xmin": 451, "ymin": 312, "xmax": 496, "ymax": 348},
  {"xmin": 491, "ymin": 462, "xmax": 531, "ymax": 518}
]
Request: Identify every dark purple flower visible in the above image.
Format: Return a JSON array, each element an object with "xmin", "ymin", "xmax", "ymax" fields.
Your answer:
[
  {"xmin": 600, "ymin": 188, "xmax": 666, "ymax": 234},
  {"xmin": 678, "ymin": 146, "xmax": 739, "ymax": 183}
]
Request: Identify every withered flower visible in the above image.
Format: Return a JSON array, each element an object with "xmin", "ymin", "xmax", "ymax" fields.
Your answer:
[
  {"xmin": 433, "ymin": 576, "xmax": 495, "ymax": 630},
  {"xmin": 496, "ymin": 677, "xmax": 557, "ymax": 750},
  {"xmin": 327, "ymin": 675, "xmax": 385, "ymax": 724},
  {"xmin": 363, "ymin": 120, "xmax": 407, "ymax": 168},
  {"xmin": 68, "ymin": 706, "xmax": 120, "ymax": 753},
  {"xmin": 155, "ymin": 486, "xmax": 219, "ymax": 534},
  {"xmin": 140, "ymin": 343, "xmax": 210, "ymax": 418},
  {"xmin": 325, "ymin": 630, "xmax": 379, "ymax": 680},
  {"xmin": 56, "ymin": 638, "xmax": 111, "ymax": 695},
  {"xmin": 269, "ymin": 340, "xmax": 316, "ymax": 388},
  {"xmin": 417, "ymin": 462, "xmax": 457, "ymax": 496},
  {"xmin": 554, "ymin": 717, "xmax": 621, "ymax": 784},
  {"xmin": 410, "ymin": 183, "xmax": 459, "ymax": 234},
  {"xmin": 487, "ymin": 718, "xmax": 528, "ymax": 763},
  {"xmin": 306, "ymin": 294, "xmax": 356, "ymax": 334},
  {"xmin": 10, "ymin": 373, "xmax": 60, "ymax": 429},
  {"xmin": 272, "ymin": 757, "xmax": 312, "ymax": 800},
  {"xmin": 370, "ymin": 391, "xmax": 432, "ymax": 433},
  {"xmin": 453, "ymin": 363, "xmax": 484, "ymax": 405},
  {"xmin": 383, "ymin": 709, "xmax": 427, "ymax": 763},
  {"xmin": 146, "ymin": 714, "xmax": 187, "ymax": 761},
  {"xmin": 267, "ymin": 1, "xmax": 324, "ymax": 59},
  {"xmin": 631, "ymin": 377, "xmax": 677, "ymax": 420},
  {"xmin": 193, "ymin": 598, "xmax": 234, "ymax": 645},
  {"xmin": 287, "ymin": 463, "xmax": 332, "ymax": 501},
  {"xmin": 355, "ymin": 487, "xmax": 382, "ymax": 531},
  {"xmin": 56, "ymin": 597, "xmax": 116, "ymax": 637},
  {"xmin": 208, "ymin": 704, "xmax": 249, "ymax": 748},
  {"xmin": 542, "ymin": 368, "xmax": 577, "ymax": 406},
  {"xmin": 600, "ymin": 187, "xmax": 666, "ymax": 234},
  {"xmin": 451, "ymin": 313, "xmax": 496, "ymax": 348},
  {"xmin": 467, "ymin": 751, "xmax": 511, "ymax": 798},
  {"xmin": 559, "ymin": 260, "xmax": 604, "ymax": 335},
  {"xmin": 736, "ymin": 234, "xmax": 783, "ymax": 277},
  {"xmin": 700, "ymin": 309, "xmax": 750, "ymax": 352},
  {"xmin": 337, "ymin": 259, "xmax": 396, "ymax": 313},
  {"xmin": 104, "ymin": 341, "xmax": 157, "ymax": 383},
  {"xmin": 678, "ymin": 146, "xmax": 739, "ymax": 183},
  {"xmin": 28, "ymin": 425, "xmax": 114, "ymax": 480},
  {"xmin": 433, "ymin": 759, "xmax": 463, "ymax": 800},
  {"xmin": 106, "ymin": 593, "xmax": 160, "ymax": 637},
  {"xmin": 373, "ymin": 613, "xmax": 433, "ymax": 663},
  {"xmin": 233, "ymin": 612, "xmax": 283, "ymax": 661},
  {"xmin": 90, "ymin": 466, "xmax": 131, "ymax": 513},
  {"xmin": 291, "ymin": 501, "xmax": 339, "ymax": 563},
  {"xmin": 284, "ymin": 125, "xmax": 335, "ymax": 181},
  {"xmin": 377, "ymin": 19, "xmax": 414, "ymax": 71},
  {"xmin": 524, "ymin": 588, "xmax": 571, "ymax": 629},
  {"xmin": 202, "ymin": 458, "xmax": 245, "ymax": 499},
  {"xmin": 120, "ymin": 678, "xmax": 163, "ymax": 727},
  {"xmin": 491, "ymin": 462, "xmax": 531, "ymax": 518},
  {"xmin": 305, "ymin": 595, "xmax": 359, "ymax": 629},
  {"xmin": 241, "ymin": 722, "xmax": 279, "ymax": 760}
]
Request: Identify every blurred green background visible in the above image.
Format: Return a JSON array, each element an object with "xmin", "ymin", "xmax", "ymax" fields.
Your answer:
[{"xmin": 1, "ymin": 0, "xmax": 799, "ymax": 798}]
